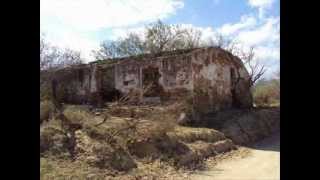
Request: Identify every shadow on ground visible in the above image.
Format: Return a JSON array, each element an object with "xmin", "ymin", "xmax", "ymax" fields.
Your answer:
[{"xmin": 246, "ymin": 131, "xmax": 280, "ymax": 152}]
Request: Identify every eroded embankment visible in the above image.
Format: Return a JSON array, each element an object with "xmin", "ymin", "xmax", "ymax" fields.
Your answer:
[
  {"xmin": 40, "ymin": 103, "xmax": 279, "ymax": 179},
  {"xmin": 220, "ymin": 107, "xmax": 280, "ymax": 145}
]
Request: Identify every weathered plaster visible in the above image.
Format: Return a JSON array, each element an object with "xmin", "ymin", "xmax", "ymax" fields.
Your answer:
[{"xmin": 42, "ymin": 47, "xmax": 252, "ymax": 112}]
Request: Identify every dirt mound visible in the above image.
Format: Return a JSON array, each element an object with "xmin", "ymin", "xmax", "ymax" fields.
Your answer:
[
  {"xmin": 178, "ymin": 139, "xmax": 236, "ymax": 167},
  {"xmin": 75, "ymin": 130, "xmax": 137, "ymax": 171}
]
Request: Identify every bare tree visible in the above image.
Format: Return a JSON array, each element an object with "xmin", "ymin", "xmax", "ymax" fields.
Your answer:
[
  {"xmin": 216, "ymin": 33, "xmax": 233, "ymax": 49},
  {"xmin": 145, "ymin": 20, "xmax": 203, "ymax": 53},
  {"xmin": 94, "ymin": 20, "xmax": 203, "ymax": 59},
  {"xmin": 145, "ymin": 20, "xmax": 180, "ymax": 53},
  {"xmin": 56, "ymin": 48, "xmax": 83, "ymax": 68},
  {"xmin": 239, "ymin": 47, "xmax": 267, "ymax": 86},
  {"xmin": 93, "ymin": 33, "xmax": 145, "ymax": 59},
  {"xmin": 40, "ymin": 35, "xmax": 83, "ymax": 70},
  {"xmin": 205, "ymin": 34, "xmax": 266, "ymax": 86},
  {"xmin": 205, "ymin": 33, "xmax": 240, "ymax": 55},
  {"xmin": 40, "ymin": 35, "xmax": 84, "ymax": 101},
  {"xmin": 40, "ymin": 34, "xmax": 55, "ymax": 70},
  {"xmin": 92, "ymin": 20, "xmax": 267, "ymax": 86},
  {"xmin": 40, "ymin": 34, "xmax": 47, "ymax": 59},
  {"xmin": 178, "ymin": 27, "xmax": 202, "ymax": 49}
]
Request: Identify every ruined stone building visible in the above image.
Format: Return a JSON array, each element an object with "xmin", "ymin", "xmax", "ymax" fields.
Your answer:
[{"xmin": 41, "ymin": 47, "xmax": 253, "ymax": 117}]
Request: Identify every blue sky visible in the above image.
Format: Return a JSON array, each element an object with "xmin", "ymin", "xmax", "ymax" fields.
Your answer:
[
  {"xmin": 167, "ymin": 0, "xmax": 279, "ymax": 27},
  {"xmin": 40, "ymin": 0, "xmax": 280, "ymax": 78}
]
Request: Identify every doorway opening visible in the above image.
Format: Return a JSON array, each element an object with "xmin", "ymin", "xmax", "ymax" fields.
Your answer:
[
  {"xmin": 142, "ymin": 67, "xmax": 162, "ymax": 97},
  {"xmin": 230, "ymin": 68, "xmax": 241, "ymax": 108}
]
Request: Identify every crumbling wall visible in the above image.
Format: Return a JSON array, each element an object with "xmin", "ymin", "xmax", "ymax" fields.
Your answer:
[
  {"xmin": 190, "ymin": 48, "xmax": 252, "ymax": 121},
  {"xmin": 112, "ymin": 47, "xmax": 251, "ymax": 109},
  {"xmin": 40, "ymin": 63, "xmax": 116, "ymax": 106},
  {"xmin": 41, "ymin": 47, "xmax": 252, "ymax": 111},
  {"xmin": 114, "ymin": 54, "xmax": 193, "ymax": 102},
  {"xmin": 159, "ymin": 55, "xmax": 193, "ymax": 101},
  {"xmin": 46, "ymin": 65, "xmax": 93, "ymax": 104},
  {"xmin": 114, "ymin": 59, "xmax": 142, "ymax": 95}
]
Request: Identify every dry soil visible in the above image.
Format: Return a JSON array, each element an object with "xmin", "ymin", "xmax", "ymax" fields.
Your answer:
[{"xmin": 190, "ymin": 132, "xmax": 280, "ymax": 180}]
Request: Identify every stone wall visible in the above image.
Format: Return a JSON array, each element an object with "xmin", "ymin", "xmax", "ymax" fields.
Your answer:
[
  {"xmin": 190, "ymin": 48, "xmax": 252, "ymax": 119},
  {"xmin": 113, "ymin": 53, "xmax": 193, "ymax": 102},
  {"xmin": 41, "ymin": 47, "xmax": 252, "ymax": 111},
  {"xmin": 40, "ymin": 65, "xmax": 93, "ymax": 104}
]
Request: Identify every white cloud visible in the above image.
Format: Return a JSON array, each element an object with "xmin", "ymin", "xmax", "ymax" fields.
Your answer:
[
  {"xmin": 218, "ymin": 15, "xmax": 257, "ymax": 36},
  {"xmin": 115, "ymin": 20, "xmax": 279, "ymax": 78},
  {"xmin": 110, "ymin": 26, "xmax": 146, "ymax": 40},
  {"xmin": 41, "ymin": 0, "xmax": 184, "ymax": 62},
  {"xmin": 41, "ymin": 0, "xmax": 184, "ymax": 31},
  {"xmin": 248, "ymin": 0, "xmax": 275, "ymax": 8},
  {"xmin": 235, "ymin": 17, "xmax": 279, "ymax": 79},
  {"xmin": 179, "ymin": 24, "xmax": 216, "ymax": 40},
  {"xmin": 40, "ymin": 0, "xmax": 279, "ymax": 79},
  {"xmin": 109, "ymin": 23, "xmax": 217, "ymax": 44},
  {"xmin": 214, "ymin": 11, "xmax": 279, "ymax": 79},
  {"xmin": 247, "ymin": 0, "xmax": 276, "ymax": 18},
  {"xmin": 236, "ymin": 17, "xmax": 279, "ymax": 46},
  {"xmin": 254, "ymin": 46, "xmax": 279, "ymax": 65},
  {"xmin": 216, "ymin": 15, "xmax": 279, "ymax": 49},
  {"xmin": 199, "ymin": 27, "xmax": 216, "ymax": 40},
  {"xmin": 44, "ymin": 29, "xmax": 100, "ymax": 62}
]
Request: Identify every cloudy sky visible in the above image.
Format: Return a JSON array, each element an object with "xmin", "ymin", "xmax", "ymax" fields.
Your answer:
[{"xmin": 40, "ymin": 0, "xmax": 279, "ymax": 78}]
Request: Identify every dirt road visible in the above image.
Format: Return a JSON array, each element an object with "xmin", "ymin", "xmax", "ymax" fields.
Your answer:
[{"xmin": 190, "ymin": 132, "xmax": 280, "ymax": 180}]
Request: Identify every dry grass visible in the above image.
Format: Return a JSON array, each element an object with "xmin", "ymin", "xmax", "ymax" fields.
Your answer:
[
  {"xmin": 169, "ymin": 126, "xmax": 226, "ymax": 143},
  {"xmin": 40, "ymin": 101, "xmax": 243, "ymax": 179},
  {"xmin": 40, "ymin": 100, "xmax": 55, "ymax": 123},
  {"xmin": 40, "ymin": 157, "xmax": 112, "ymax": 180},
  {"xmin": 62, "ymin": 105, "xmax": 93, "ymax": 124},
  {"xmin": 40, "ymin": 156, "xmax": 192, "ymax": 180}
]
